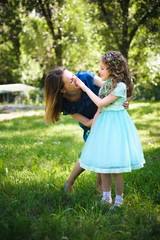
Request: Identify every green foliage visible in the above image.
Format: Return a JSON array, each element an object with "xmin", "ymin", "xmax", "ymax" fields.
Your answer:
[
  {"xmin": 87, "ymin": 0, "xmax": 160, "ymax": 57},
  {"xmin": 0, "ymin": 0, "xmax": 22, "ymax": 84},
  {"xmin": 85, "ymin": 0, "xmax": 160, "ymax": 100},
  {"xmin": 0, "ymin": 0, "xmax": 160, "ymax": 100},
  {"xmin": 19, "ymin": 0, "xmax": 102, "ymax": 81},
  {"xmin": 0, "ymin": 102, "xmax": 160, "ymax": 239},
  {"xmin": 129, "ymin": 24, "xmax": 160, "ymax": 100},
  {"xmin": 19, "ymin": 12, "xmax": 53, "ymax": 87},
  {"xmin": 61, "ymin": 0, "xmax": 102, "ymax": 73}
]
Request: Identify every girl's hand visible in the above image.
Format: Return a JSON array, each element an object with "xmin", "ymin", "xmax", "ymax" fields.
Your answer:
[{"xmin": 73, "ymin": 77, "xmax": 87, "ymax": 91}]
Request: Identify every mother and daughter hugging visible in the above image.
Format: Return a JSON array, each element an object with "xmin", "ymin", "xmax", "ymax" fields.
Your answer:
[{"xmin": 44, "ymin": 50, "xmax": 145, "ymax": 208}]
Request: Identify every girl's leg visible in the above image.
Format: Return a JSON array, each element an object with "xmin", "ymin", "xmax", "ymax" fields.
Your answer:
[
  {"xmin": 112, "ymin": 173, "xmax": 124, "ymax": 195},
  {"xmin": 65, "ymin": 159, "xmax": 84, "ymax": 193},
  {"xmin": 101, "ymin": 173, "xmax": 112, "ymax": 191},
  {"xmin": 112, "ymin": 173, "xmax": 124, "ymax": 206},
  {"xmin": 96, "ymin": 173, "xmax": 102, "ymax": 193},
  {"xmin": 101, "ymin": 174, "xmax": 112, "ymax": 203}
]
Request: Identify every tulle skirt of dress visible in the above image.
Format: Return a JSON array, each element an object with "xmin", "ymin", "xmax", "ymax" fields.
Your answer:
[{"xmin": 80, "ymin": 110, "xmax": 145, "ymax": 173}]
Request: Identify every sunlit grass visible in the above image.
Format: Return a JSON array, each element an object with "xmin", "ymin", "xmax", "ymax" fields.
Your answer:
[{"xmin": 0, "ymin": 101, "xmax": 160, "ymax": 240}]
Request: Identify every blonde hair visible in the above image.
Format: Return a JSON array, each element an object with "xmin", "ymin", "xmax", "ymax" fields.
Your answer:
[{"xmin": 44, "ymin": 66, "xmax": 66, "ymax": 123}]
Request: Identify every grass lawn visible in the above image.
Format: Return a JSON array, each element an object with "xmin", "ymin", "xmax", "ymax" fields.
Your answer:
[{"xmin": 0, "ymin": 101, "xmax": 160, "ymax": 240}]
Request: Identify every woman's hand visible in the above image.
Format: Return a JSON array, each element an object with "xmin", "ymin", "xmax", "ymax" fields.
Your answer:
[
  {"xmin": 91, "ymin": 107, "xmax": 102, "ymax": 129},
  {"xmin": 73, "ymin": 77, "xmax": 87, "ymax": 92},
  {"xmin": 123, "ymin": 100, "xmax": 129, "ymax": 109}
]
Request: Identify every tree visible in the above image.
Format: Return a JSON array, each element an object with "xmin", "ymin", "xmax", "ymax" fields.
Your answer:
[
  {"xmin": 0, "ymin": 0, "xmax": 102, "ymax": 85},
  {"xmin": 130, "ymin": 30, "xmax": 160, "ymax": 100},
  {"xmin": 22, "ymin": 0, "xmax": 66, "ymax": 66},
  {"xmin": 0, "ymin": 0, "xmax": 22, "ymax": 84},
  {"xmin": 21, "ymin": 0, "xmax": 102, "ymax": 75},
  {"xmin": 87, "ymin": 0, "xmax": 160, "ymax": 60}
]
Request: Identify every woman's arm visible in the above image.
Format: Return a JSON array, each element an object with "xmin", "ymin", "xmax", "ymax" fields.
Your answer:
[
  {"xmin": 94, "ymin": 75, "xmax": 104, "ymax": 87},
  {"xmin": 91, "ymin": 108, "xmax": 102, "ymax": 129},
  {"xmin": 74, "ymin": 77, "xmax": 117, "ymax": 108},
  {"xmin": 71, "ymin": 113, "xmax": 93, "ymax": 127},
  {"xmin": 123, "ymin": 99, "xmax": 129, "ymax": 109}
]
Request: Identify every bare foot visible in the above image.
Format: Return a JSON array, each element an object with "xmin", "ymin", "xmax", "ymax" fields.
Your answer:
[{"xmin": 64, "ymin": 181, "xmax": 74, "ymax": 194}]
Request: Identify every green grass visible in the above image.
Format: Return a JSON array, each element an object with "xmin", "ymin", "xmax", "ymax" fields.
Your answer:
[{"xmin": 0, "ymin": 101, "xmax": 160, "ymax": 240}]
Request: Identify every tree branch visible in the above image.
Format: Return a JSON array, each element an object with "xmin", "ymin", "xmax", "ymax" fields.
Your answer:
[
  {"xmin": 129, "ymin": 2, "xmax": 160, "ymax": 45},
  {"xmin": 98, "ymin": 0, "xmax": 111, "ymax": 26},
  {"xmin": 97, "ymin": 0, "xmax": 120, "ymax": 47},
  {"xmin": 37, "ymin": 0, "xmax": 55, "ymax": 39}
]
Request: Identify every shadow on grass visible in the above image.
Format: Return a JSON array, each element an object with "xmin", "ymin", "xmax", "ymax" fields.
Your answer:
[
  {"xmin": 0, "ymin": 179, "xmax": 71, "ymax": 239},
  {"xmin": 0, "ymin": 163, "xmax": 160, "ymax": 240},
  {"xmin": 0, "ymin": 170, "xmax": 102, "ymax": 239},
  {"xmin": 0, "ymin": 146, "xmax": 159, "ymax": 239}
]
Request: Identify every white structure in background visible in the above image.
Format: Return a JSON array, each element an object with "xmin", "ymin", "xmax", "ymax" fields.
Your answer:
[{"xmin": 0, "ymin": 83, "xmax": 37, "ymax": 103}]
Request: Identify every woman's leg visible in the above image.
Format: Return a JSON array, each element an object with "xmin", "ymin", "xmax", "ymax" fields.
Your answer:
[
  {"xmin": 65, "ymin": 162, "xmax": 103, "ymax": 194},
  {"xmin": 65, "ymin": 159, "xmax": 84, "ymax": 193}
]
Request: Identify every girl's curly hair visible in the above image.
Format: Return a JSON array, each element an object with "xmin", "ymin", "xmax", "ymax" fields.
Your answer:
[{"xmin": 101, "ymin": 51, "xmax": 134, "ymax": 98}]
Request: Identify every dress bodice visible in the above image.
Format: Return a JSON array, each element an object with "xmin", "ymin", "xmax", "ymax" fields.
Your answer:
[{"xmin": 100, "ymin": 81, "xmax": 126, "ymax": 111}]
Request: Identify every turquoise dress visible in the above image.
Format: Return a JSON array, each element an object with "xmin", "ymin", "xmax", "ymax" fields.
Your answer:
[{"xmin": 80, "ymin": 80, "xmax": 145, "ymax": 173}]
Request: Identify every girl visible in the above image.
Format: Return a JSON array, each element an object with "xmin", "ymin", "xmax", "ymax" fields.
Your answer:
[{"xmin": 74, "ymin": 51, "xmax": 145, "ymax": 207}]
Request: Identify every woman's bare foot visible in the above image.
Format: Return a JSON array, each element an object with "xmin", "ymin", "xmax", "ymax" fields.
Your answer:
[{"xmin": 64, "ymin": 181, "xmax": 74, "ymax": 194}]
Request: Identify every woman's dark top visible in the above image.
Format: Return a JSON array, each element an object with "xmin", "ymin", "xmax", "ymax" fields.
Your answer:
[{"xmin": 62, "ymin": 71, "xmax": 100, "ymax": 141}]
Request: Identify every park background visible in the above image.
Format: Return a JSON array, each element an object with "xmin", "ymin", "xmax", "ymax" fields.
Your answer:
[{"xmin": 0, "ymin": 0, "xmax": 160, "ymax": 239}]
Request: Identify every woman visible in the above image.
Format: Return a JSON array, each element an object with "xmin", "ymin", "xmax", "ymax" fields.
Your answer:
[{"xmin": 44, "ymin": 66, "xmax": 128, "ymax": 193}]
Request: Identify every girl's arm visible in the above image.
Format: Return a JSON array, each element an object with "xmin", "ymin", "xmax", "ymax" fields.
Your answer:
[
  {"xmin": 94, "ymin": 75, "xmax": 104, "ymax": 87},
  {"xmin": 71, "ymin": 113, "xmax": 93, "ymax": 127},
  {"xmin": 94, "ymin": 75, "xmax": 129, "ymax": 109},
  {"xmin": 74, "ymin": 78, "xmax": 118, "ymax": 108}
]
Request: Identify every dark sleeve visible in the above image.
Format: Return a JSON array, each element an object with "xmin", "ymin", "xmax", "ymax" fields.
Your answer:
[{"xmin": 62, "ymin": 71, "xmax": 99, "ymax": 115}]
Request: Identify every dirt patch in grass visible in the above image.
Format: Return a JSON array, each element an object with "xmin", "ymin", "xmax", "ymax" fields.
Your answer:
[{"xmin": 0, "ymin": 104, "xmax": 44, "ymax": 121}]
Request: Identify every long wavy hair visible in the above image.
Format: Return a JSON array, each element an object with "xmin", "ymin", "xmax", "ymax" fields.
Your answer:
[
  {"xmin": 101, "ymin": 51, "xmax": 134, "ymax": 98},
  {"xmin": 44, "ymin": 66, "xmax": 66, "ymax": 123}
]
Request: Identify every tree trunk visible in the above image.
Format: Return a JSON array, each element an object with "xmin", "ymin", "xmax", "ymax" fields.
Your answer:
[
  {"xmin": 119, "ymin": 44, "xmax": 129, "ymax": 60},
  {"xmin": 37, "ymin": 0, "xmax": 63, "ymax": 66},
  {"xmin": 11, "ymin": 18, "xmax": 21, "ymax": 62},
  {"xmin": 54, "ymin": 27, "xmax": 63, "ymax": 66},
  {"xmin": 54, "ymin": 44, "xmax": 63, "ymax": 66},
  {"xmin": 119, "ymin": 0, "xmax": 130, "ymax": 60}
]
